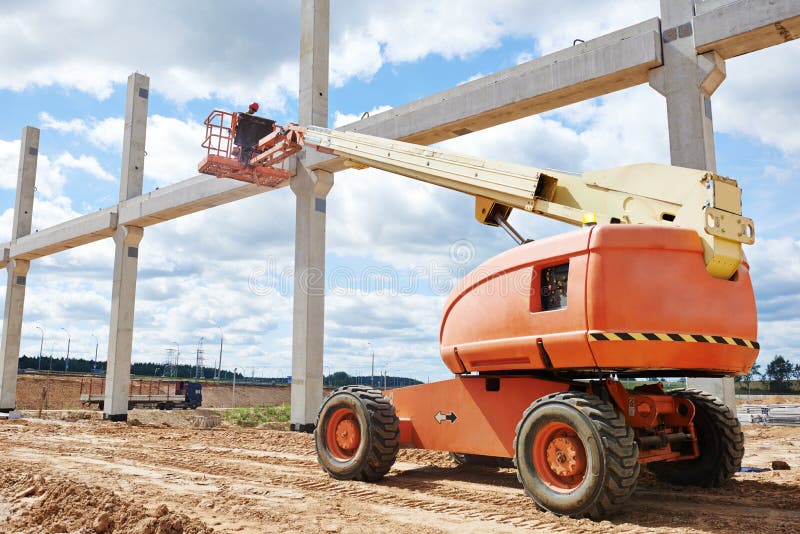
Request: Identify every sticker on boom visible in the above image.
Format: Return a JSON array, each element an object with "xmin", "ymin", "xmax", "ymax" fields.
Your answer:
[{"xmin": 588, "ymin": 331, "xmax": 759, "ymax": 350}]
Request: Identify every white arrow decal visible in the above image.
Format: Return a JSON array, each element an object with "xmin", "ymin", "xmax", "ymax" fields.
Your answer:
[{"xmin": 434, "ymin": 411, "xmax": 458, "ymax": 424}]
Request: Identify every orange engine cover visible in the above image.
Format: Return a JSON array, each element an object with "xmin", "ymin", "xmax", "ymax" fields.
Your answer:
[{"xmin": 439, "ymin": 225, "xmax": 758, "ymax": 377}]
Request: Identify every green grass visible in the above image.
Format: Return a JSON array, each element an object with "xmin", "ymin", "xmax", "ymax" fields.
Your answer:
[{"xmin": 223, "ymin": 404, "xmax": 291, "ymax": 427}]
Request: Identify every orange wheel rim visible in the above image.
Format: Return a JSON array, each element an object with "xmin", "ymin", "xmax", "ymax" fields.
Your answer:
[
  {"xmin": 533, "ymin": 421, "xmax": 587, "ymax": 492},
  {"xmin": 325, "ymin": 407, "xmax": 361, "ymax": 461}
]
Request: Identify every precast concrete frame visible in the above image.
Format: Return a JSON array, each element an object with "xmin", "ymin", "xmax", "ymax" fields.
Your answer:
[{"xmin": 1, "ymin": 0, "xmax": 798, "ymax": 422}]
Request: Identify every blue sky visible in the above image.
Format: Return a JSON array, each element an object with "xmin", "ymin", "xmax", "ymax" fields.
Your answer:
[{"xmin": 1, "ymin": 1, "xmax": 799, "ymax": 381}]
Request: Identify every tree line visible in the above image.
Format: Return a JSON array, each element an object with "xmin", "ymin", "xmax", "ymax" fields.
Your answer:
[
  {"xmin": 735, "ymin": 355, "xmax": 800, "ymax": 393},
  {"xmin": 17, "ymin": 355, "xmax": 423, "ymax": 387}
]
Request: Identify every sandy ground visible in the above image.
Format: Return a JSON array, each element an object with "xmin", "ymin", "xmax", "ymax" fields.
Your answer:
[{"xmin": 0, "ymin": 413, "xmax": 798, "ymax": 534}]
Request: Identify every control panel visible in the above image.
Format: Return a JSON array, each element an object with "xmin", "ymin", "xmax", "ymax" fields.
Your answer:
[{"xmin": 540, "ymin": 263, "xmax": 569, "ymax": 311}]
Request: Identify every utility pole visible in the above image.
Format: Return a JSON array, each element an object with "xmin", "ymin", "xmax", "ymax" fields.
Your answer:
[
  {"xmin": 213, "ymin": 325, "xmax": 223, "ymax": 380},
  {"xmin": 60, "ymin": 328, "xmax": 70, "ymax": 373},
  {"xmin": 195, "ymin": 336, "xmax": 204, "ymax": 379},
  {"xmin": 91, "ymin": 333, "xmax": 99, "ymax": 370},
  {"xmin": 172, "ymin": 341, "xmax": 180, "ymax": 378},
  {"xmin": 368, "ymin": 342, "xmax": 374, "ymax": 387},
  {"xmin": 232, "ymin": 367, "xmax": 237, "ymax": 408},
  {"xmin": 35, "ymin": 326, "xmax": 44, "ymax": 372}
]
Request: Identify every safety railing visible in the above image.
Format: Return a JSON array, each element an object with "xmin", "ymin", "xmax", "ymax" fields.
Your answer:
[{"xmin": 201, "ymin": 110, "xmax": 236, "ymax": 159}]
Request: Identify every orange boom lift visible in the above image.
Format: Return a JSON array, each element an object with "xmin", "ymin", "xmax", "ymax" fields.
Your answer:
[{"xmin": 199, "ymin": 110, "xmax": 758, "ymax": 518}]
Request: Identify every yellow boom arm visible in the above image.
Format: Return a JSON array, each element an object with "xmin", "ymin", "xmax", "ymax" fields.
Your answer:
[{"xmin": 302, "ymin": 126, "xmax": 754, "ymax": 279}]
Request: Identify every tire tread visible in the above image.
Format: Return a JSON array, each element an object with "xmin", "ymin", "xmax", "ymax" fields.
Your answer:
[
  {"xmin": 513, "ymin": 392, "xmax": 640, "ymax": 519},
  {"xmin": 316, "ymin": 385, "xmax": 400, "ymax": 482}
]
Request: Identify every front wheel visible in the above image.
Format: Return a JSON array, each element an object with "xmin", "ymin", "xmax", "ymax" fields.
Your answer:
[
  {"xmin": 315, "ymin": 386, "xmax": 399, "ymax": 482},
  {"xmin": 514, "ymin": 392, "xmax": 639, "ymax": 519}
]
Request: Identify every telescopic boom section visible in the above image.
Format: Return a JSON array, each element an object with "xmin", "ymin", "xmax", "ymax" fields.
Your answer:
[{"xmin": 198, "ymin": 114, "xmax": 755, "ymax": 279}]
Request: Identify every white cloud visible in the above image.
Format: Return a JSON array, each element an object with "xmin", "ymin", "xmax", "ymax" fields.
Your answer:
[
  {"xmin": 714, "ymin": 40, "xmax": 800, "ymax": 156},
  {"xmin": 0, "ymin": 1, "xmax": 299, "ymax": 107},
  {"xmin": 0, "ymin": 138, "xmax": 70, "ymax": 200},
  {"xmin": 87, "ymin": 118, "xmax": 125, "ymax": 151},
  {"xmin": 37, "ymin": 111, "xmax": 204, "ymax": 186},
  {"xmin": 1, "ymin": 1, "xmax": 660, "ymax": 108},
  {"xmin": 142, "ymin": 115, "xmax": 206, "ymax": 186},
  {"xmin": 326, "ymin": 0, "xmax": 659, "ymax": 95},
  {"xmin": 0, "ymin": 139, "xmax": 20, "ymax": 190},
  {"xmin": 54, "ymin": 153, "xmax": 114, "ymax": 182},
  {"xmin": 39, "ymin": 112, "xmax": 87, "ymax": 134}
]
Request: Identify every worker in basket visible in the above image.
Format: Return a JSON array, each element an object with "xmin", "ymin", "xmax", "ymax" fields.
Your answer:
[{"xmin": 233, "ymin": 102, "xmax": 261, "ymax": 163}]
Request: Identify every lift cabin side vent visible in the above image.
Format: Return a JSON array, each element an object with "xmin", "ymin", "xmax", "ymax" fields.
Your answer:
[{"xmin": 540, "ymin": 263, "xmax": 569, "ymax": 311}]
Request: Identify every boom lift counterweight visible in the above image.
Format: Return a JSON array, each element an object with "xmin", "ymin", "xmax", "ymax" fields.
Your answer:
[{"xmin": 198, "ymin": 111, "xmax": 758, "ymax": 519}]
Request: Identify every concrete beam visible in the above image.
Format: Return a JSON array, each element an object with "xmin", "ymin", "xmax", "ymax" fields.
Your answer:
[
  {"xmin": 9, "ymin": 209, "xmax": 117, "ymax": 260},
  {"xmin": 338, "ymin": 18, "xmax": 662, "ymax": 147},
  {"xmin": 694, "ymin": 0, "xmax": 800, "ymax": 59},
  {"xmin": 1, "ymin": 172, "xmax": 289, "ymax": 264},
  {"xmin": 104, "ymin": 73, "xmax": 149, "ymax": 421},
  {"xmin": 118, "ymin": 174, "xmax": 283, "ymax": 227},
  {"xmin": 0, "ymin": 126, "xmax": 39, "ymax": 411}
]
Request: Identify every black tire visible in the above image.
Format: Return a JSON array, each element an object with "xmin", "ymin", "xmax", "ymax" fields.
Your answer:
[
  {"xmin": 648, "ymin": 389, "xmax": 744, "ymax": 487},
  {"xmin": 514, "ymin": 392, "xmax": 639, "ymax": 519},
  {"xmin": 450, "ymin": 452, "xmax": 515, "ymax": 469},
  {"xmin": 165, "ymin": 402, "xmax": 174, "ymax": 411},
  {"xmin": 315, "ymin": 386, "xmax": 400, "ymax": 482}
]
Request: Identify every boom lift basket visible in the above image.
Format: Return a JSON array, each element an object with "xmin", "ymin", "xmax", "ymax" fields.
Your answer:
[{"xmin": 198, "ymin": 110, "xmax": 298, "ymax": 187}]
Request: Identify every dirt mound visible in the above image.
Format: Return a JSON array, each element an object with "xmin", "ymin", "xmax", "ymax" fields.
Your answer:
[
  {"xmin": 0, "ymin": 468, "xmax": 212, "ymax": 533},
  {"xmin": 15, "ymin": 375, "xmax": 84, "ymax": 410},
  {"xmin": 127, "ymin": 408, "xmax": 198, "ymax": 428}
]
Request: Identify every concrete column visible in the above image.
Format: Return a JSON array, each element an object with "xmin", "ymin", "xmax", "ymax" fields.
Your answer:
[
  {"xmin": 103, "ymin": 73, "xmax": 149, "ymax": 421},
  {"xmin": 298, "ymin": 0, "xmax": 329, "ymax": 127},
  {"xmin": 290, "ymin": 165, "xmax": 333, "ymax": 431},
  {"xmin": 290, "ymin": 0, "xmax": 331, "ymax": 431},
  {"xmin": 0, "ymin": 127, "xmax": 39, "ymax": 412},
  {"xmin": 649, "ymin": 0, "xmax": 734, "ymax": 410}
]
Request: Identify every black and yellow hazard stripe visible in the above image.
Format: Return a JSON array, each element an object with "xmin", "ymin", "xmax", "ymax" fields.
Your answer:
[{"xmin": 588, "ymin": 331, "xmax": 759, "ymax": 349}]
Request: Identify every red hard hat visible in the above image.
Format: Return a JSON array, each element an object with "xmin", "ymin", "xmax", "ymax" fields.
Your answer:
[{"xmin": 248, "ymin": 102, "xmax": 259, "ymax": 112}]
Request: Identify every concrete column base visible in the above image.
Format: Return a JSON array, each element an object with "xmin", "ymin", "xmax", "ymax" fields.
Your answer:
[
  {"xmin": 103, "ymin": 413, "xmax": 128, "ymax": 422},
  {"xmin": 0, "ymin": 259, "xmax": 31, "ymax": 411},
  {"xmin": 686, "ymin": 376, "xmax": 736, "ymax": 412},
  {"xmin": 103, "ymin": 225, "xmax": 144, "ymax": 420},
  {"xmin": 290, "ymin": 422, "xmax": 316, "ymax": 433}
]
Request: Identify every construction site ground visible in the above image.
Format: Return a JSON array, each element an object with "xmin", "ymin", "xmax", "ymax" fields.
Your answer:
[{"xmin": 1, "ymin": 409, "xmax": 798, "ymax": 534}]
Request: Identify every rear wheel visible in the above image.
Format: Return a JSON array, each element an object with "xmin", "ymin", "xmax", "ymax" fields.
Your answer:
[
  {"xmin": 514, "ymin": 392, "xmax": 639, "ymax": 519},
  {"xmin": 648, "ymin": 389, "xmax": 743, "ymax": 487},
  {"xmin": 315, "ymin": 386, "xmax": 399, "ymax": 482}
]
